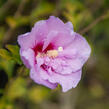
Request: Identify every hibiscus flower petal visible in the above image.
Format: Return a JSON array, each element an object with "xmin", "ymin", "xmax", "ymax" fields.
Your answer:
[
  {"xmin": 58, "ymin": 32, "xmax": 91, "ymax": 72},
  {"xmin": 20, "ymin": 48, "xmax": 35, "ymax": 68},
  {"xmin": 30, "ymin": 67, "xmax": 57, "ymax": 89},
  {"xmin": 18, "ymin": 20, "xmax": 48, "ymax": 50},
  {"xmin": 40, "ymin": 68, "xmax": 82, "ymax": 92}
]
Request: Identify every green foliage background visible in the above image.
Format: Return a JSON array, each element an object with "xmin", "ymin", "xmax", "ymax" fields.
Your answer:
[{"xmin": 0, "ymin": 0, "xmax": 109, "ymax": 109}]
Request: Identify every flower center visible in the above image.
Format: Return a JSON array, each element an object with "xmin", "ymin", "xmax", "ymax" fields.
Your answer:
[
  {"xmin": 33, "ymin": 43, "xmax": 63, "ymax": 59},
  {"xmin": 36, "ymin": 50, "xmax": 58, "ymax": 58},
  {"xmin": 36, "ymin": 46, "xmax": 63, "ymax": 58}
]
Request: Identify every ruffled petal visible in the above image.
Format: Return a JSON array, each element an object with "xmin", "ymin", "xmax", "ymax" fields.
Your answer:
[
  {"xmin": 65, "ymin": 21, "xmax": 73, "ymax": 30},
  {"xmin": 58, "ymin": 32, "xmax": 91, "ymax": 72},
  {"xmin": 45, "ymin": 16, "xmax": 75, "ymax": 48},
  {"xmin": 20, "ymin": 48, "xmax": 35, "ymax": 68},
  {"xmin": 46, "ymin": 16, "xmax": 66, "ymax": 32},
  {"xmin": 40, "ymin": 68, "xmax": 82, "ymax": 92},
  {"xmin": 18, "ymin": 16, "xmax": 75, "ymax": 51},
  {"xmin": 31, "ymin": 20, "xmax": 48, "ymax": 44},
  {"xmin": 42, "ymin": 31, "xmax": 58, "ymax": 51},
  {"xmin": 30, "ymin": 67, "xmax": 57, "ymax": 89},
  {"xmin": 18, "ymin": 32, "xmax": 32, "ymax": 50},
  {"xmin": 18, "ymin": 20, "xmax": 48, "ymax": 50}
]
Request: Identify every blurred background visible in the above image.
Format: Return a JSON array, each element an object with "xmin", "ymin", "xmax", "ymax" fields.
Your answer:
[{"xmin": 0, "ymin": 0, "xmax": 109, "ymax": 109}]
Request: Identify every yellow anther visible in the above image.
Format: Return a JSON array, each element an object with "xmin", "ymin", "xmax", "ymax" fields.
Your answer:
[
  {"xmin": 47, "ymin": 50, "xmax": 58, "ymax": 58},
  {"xmin": 36, "ymin": 49, "xmax": 60, "ymax": 59}
]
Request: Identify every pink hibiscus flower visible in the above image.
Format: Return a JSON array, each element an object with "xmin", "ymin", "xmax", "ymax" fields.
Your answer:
[{"xmin": 18, "ymin": 16, "xmax": 91, "ymax": 92}]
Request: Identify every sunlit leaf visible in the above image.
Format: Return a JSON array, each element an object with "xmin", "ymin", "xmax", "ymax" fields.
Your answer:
[
  {"xmin": 0, "ymin": 58, "xmax": 15, "ymax": 77},
  {"xmin": 0, "ymin": 49, "xmax": 12, "ymax": 60},
  {"xmin": 28, "ymin": 86, "xmax": 50, "ymax": 103},
  {"xmin": 6, "ymin": 44, "xmax": 22, "ymax": 65},
  {"xmin": 7, "ymin": 77, "xmax": 26, "ymax": 100},
  {"xmin": 6, "ymin": 16, "xmax": 30, "ymax": 28}
]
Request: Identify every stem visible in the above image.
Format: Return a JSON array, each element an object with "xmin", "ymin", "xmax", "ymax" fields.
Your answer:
[{"xmin": 79, "ymin": 10, "xmax": 109, "ymax": 34}]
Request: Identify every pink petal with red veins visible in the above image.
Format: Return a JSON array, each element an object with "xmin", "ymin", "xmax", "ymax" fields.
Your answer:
[{"xmin": 18, "ymin": 20, "xmax": 48, "ymax": 50}]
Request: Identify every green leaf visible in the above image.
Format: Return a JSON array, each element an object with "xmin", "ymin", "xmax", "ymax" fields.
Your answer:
[
  {"xmin": 6, "ymin": 45, "xmax": 19, "ymax": 56},
  {"xmin": 28, "ymin": 86, "xmax": 50, "ymax": 103},
  {"xmin": 0, "ymin": 27, "xmax": 5, "ymax": 47},
  {"xmin": 0, "ymin": 59, "xmax": 15, "ymax": 77},
  {"xmin": 0, "ymin": 49, "xmax": 12, "ymax": 60},
  {"xmin": 6, "ymin": 45, "xmax": 22, "ymax": 65},
  {"xmin": 0, "ymin": 45, "xmax": 22, "ymax": 65},
  {"xmin": 7, "ymin": 77, "xmax": 26, "ymax": 100}
]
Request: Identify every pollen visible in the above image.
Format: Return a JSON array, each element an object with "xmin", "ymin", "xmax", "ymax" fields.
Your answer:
[
  {"xmin": 47, "ymin": 50, "xmax": 58, "ymax": 58},
  {"xmin": 36, "ymin": 50, "xmax": 59, "ymax": 59},
  {"xmin": 58, "ymin": 46, "xmax": 63, "ymax": 52}
]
